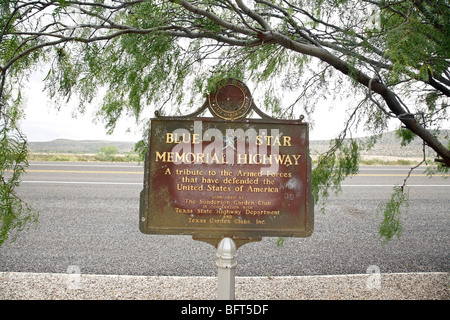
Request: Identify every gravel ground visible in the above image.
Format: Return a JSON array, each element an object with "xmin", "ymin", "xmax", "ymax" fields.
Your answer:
[{"xmin": 1, "ymin": 272, "xmax": 448, "ymax": 300}]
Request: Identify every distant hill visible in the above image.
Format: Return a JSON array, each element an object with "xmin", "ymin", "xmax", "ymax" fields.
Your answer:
[
  {"xmin": 28, "ymin": 139, "xmax": 137, "ymax": 154},
  {"xmin": 310, "ymin": 130, "xmax": 449, "ymax": 159},
  {"xmin": 28, "ymin": 130, "xmax": 448, "ymax": 159}
]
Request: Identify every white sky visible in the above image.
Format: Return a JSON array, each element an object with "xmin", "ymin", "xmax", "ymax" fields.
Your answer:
[
  {"xmin": 18, "ymin": 71, "xmax": 373, "ymax": 142},
  {"xmin": 19, "ymin": 71, "xmax": 144, "ymax": 142}
]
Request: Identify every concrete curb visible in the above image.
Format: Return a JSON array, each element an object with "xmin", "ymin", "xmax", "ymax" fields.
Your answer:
[{"xmin": 1, "ymin": 271, "xmax": 448, "ymax": 300}]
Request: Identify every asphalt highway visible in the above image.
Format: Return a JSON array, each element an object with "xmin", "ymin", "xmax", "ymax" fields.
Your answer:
[{"xmin": 0, "ymin": 161, "xmax": 448, "ymax": 277}]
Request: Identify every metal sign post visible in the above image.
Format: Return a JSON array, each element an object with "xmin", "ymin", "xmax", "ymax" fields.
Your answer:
[{"xmin": 216, "ymin": 237, "xmax": 237, "ymax": 300}]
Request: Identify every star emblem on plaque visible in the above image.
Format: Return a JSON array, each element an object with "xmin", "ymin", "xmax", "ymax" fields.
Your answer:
[{"xmin": 208, "ymin": 79, "xmax": 252, "ymax": 120}]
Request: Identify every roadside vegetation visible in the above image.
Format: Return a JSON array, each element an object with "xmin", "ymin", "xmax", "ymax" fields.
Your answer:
[
  {"xmin": 27, "ymin": 152, "xmax": 141, "ymax": 163},
  {"xmin": 27, "ymin": 142, "xmax": 141, "ymax": 162}
]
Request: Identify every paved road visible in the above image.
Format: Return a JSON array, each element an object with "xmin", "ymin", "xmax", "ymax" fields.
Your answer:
[{"xmin": 0, "ymin": 162, "xmax": 448, "ymax": 277}]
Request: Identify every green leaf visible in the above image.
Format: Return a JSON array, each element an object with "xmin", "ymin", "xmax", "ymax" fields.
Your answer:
[
  {"xmin": 0, "ymin": 123, "xmax": 38, "ymax": 246},
  {"xmin": 395, "ymin": 128, "xmax": 415, "ymax": 146},
  {"xmin": 377, "ymin": 186, "xmax": 409, "ymax": 245}
]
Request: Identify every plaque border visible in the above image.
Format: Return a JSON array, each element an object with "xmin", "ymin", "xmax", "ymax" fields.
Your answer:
[{"xmin": 139, "ymin": 117, "xmax": 314, "ymax": 247}]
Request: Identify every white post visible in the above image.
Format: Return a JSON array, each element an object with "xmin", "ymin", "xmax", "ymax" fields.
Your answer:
[{"xmin": 216, "ymin": 237, "xmax": 237, "ymax": 300}]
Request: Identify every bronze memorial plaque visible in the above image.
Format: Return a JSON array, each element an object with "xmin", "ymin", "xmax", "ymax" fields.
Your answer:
[{"xmin": 140, "ymin": 79, "xmax": 313, "ymax": 247}]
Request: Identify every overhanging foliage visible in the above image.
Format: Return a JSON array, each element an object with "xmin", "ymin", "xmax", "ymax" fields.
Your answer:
[{"xmin": 0, "ymin": 0, "xmax": 448, "ymax": 245}]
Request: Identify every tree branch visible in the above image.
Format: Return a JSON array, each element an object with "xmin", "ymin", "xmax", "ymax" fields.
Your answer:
[
  {"xmin": 265, "ymin": 31, "xmax": 450, "ymax": 166},
  {"xmin": 235, "ymin": 0, "xmax": 271, "ymax": 31}
]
